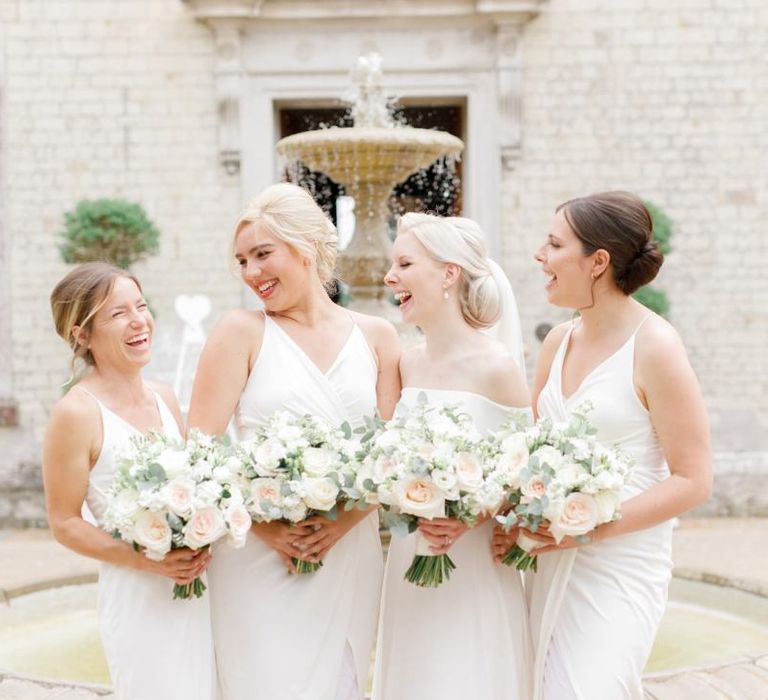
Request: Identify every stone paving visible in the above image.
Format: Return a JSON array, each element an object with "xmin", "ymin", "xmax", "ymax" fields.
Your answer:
[{"xmin": 1, "ymin": 519, "xmax": 768, "ymax": 699}]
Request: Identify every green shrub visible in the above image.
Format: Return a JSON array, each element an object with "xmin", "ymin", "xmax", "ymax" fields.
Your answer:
[
  {"xmin": 59, "ymin": 199, "xmax": 160, "ymax": 269},
  {"xmin": 633, "ymin": 199, "xmax": 672, "ymax": 317}
]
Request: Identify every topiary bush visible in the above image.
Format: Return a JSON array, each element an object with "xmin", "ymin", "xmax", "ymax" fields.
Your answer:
[
  {"xmin": 59, "ymin": 199, "xmax": 160, "ymax": 269},
  {"xmin": 633, "ymin": 199, "xmax": 673, "ymax": 317}
]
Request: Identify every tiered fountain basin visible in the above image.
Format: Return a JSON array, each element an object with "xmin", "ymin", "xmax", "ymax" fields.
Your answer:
[{"xmin": 276, "ymin": 127, "xmax": 464, "ymax": 187}]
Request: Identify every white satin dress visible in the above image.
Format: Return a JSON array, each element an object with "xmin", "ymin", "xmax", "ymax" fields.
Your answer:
[
  {"xmin": 81, "ymin": 386, "xmax": 216, "ymax": 700},
  {"xmin": 528, "ymin": 319, "xmax": 673, "ymax": 699},
  {"xmin": 208, "ymin": 315, "xmax": 383, "ymax": 700},
  {"xmin": 372, "ymin": 387, "xmax": 533, "ymax": 700}
]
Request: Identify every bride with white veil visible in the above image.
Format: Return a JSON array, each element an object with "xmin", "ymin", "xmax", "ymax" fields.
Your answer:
[{"xmin": 372, "ymin": 213, "xmax": 532, "ymax": 700}]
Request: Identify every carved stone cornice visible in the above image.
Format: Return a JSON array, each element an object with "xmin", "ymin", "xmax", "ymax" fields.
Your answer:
[
  {"xmin": 181, "ymin": 0, "xmax": 546, "ymax": 173},
  {"xmin": 182, "ymin": 0, "xmax": 546, "ymax": 22}
]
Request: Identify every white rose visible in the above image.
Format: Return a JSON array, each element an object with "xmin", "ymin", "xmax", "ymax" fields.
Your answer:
[
  {"xmin": 192, "ymin": 458, "xmax": 213, "ymax": 480},
  {"xmin": 249, "ymin": 478, "xmax": 283, "ymax": 519},
  {"xmin": 253, "ymin": 439, "xmax": 287, "ymax": 476},
  {"xmin": 554, "ymin": 462, "xmax": 587, "ymax": 490},
  {"xmin": 373, "ymin": 454, "xmax": 400, "ymax": 482},
  {"xmin": 417, "ymin": 443, "xmax": 436, "ymax": 461},
  {"xmin": 133, "ymin": 510, "xmax": 172, "ymax": 560},
  {"xmin": 549, "ymin": 493, "xmax": 599, "ymax": 542},
  {"xmin": 302, "ymin": 477, "xmax": 340, "ymax": 512},
  {"xmin": 155, "ymin": 449, "xmax": 189, "ymax": 479},
  {"xmin": 195, "ymin": 480, "xmax": 223, "ymax": 506},
  {"xmin": 302, "ymin": 447, "xmax": 337, "ymax": 477},
  {"xmin": 431, "ymin": 469, "xmax": 457, "ymax": 493},
  {"xmin": 164, "ymin": 477, "xmax": 196, "ymax": 518},
  {"xmin": 593, "ymin": 490, "xmax": 621, "ymax": 523},
  {"xmin": 568, "ymin": 438, "xmax": 594, "ymax": 461},
  {"xmin": 427, "ymin": 414, "xmax": 460, "ymax": 438},
  {"xmin": 521, "ymin": 474, "xmax": 548, "ymax": 500},
  {"xmin": 454, "ymin": 452, "xmax": 484, "ymax": 492},
  {"xmin": 532, "ymin": 445, "xmax": 564, "ymax": 470},
  {"xmin": 592, "ymin": 469, "xmax": 625, "ymax": 492},
  {"xmin": 375, "ymin": 429, "xmax": 402, "ymax": 449},
  {"xmin": 106, "ymin": 489, "xmax": 141, "ymax": 527},
  {"xmin": 395, "ymin": 477, "xmax": 445, "ymax": 519},
  {"xmin": 276, "ymin": 424, "xmax": 304, "ymax": 447},
  {"xmin": 476, "ymin": 480, "xmax": 505, "ymax": 513},
  {"xmin": 184, "ymin": 506, "xmax": 228, "ymax": 549},
  {"xmin": 224, "ymin": 503, "xmax": 252, "ymax": 548},
  {"xmin": 283, "ymin": 502, "xmax": 309, "ymax": 522},
  {"xmin": 377, "ymin": 482, "xmax": 397, "ymax": 507}
]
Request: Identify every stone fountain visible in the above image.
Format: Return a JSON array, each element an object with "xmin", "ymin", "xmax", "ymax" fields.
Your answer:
[{"xmin": 276, "ymin": 54, "xmax": 464, "ymax": 313}]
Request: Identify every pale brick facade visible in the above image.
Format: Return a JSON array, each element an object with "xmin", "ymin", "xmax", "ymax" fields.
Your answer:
[{"xmin": 0, "ymin": 0, "xmax": 765, "ymax": 522}]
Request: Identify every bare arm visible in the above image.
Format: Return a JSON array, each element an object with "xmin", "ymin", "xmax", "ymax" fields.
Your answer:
[
  {"xmin": 187, "ymin": 310, "xmax": 262, "ymax": 436},
  {"xmin": 358, "ymin": 315, "xmax": 401, "ymax": 421},
  {"xmin": 593, "ymin": 322, "xmax": 712, "ymax": 540},
  {"xmin": 42, "ymin": 397, "xmax": 206, "ymax": 581}
]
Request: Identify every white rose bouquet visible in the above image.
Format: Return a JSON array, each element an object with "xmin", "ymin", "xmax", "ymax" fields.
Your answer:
[
  {"xmin": 234, "ymin": 411, "xmax": 362, "ymax": 574},
  {"xmin": 104, "ymin": 429, "xmax": 249, "ymax": 599},
  {"xmin": 494, "ymin": 404, "xmax": 632, "ymax": 571},
  {"xmin": 355, "ymin": 393, "xmax": 501, "ymax": 588}
]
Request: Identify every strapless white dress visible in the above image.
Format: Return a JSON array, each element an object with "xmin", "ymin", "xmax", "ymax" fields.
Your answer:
[
  {"xmin": 208, "ymin": 315, "xmax": 383, "ymax": 700},
  {"xmin": 82, "ymin": 388, "xmax": 216, "ymax": 700},
  {"xmin": 372, "ymin": 387, "xmax": 533, "ymax": 700},
  {"xmin": 528, "ymin": 320, "xmax": 673, "ymax": 699}
]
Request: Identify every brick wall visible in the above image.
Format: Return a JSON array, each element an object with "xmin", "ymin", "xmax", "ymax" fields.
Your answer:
[{"xmin": 503, "ymin": 0, "xmax": 768, "ymax": 456}]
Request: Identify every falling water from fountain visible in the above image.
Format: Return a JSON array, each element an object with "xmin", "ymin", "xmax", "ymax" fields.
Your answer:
[{"xmin": 276, "ymin": 53, "xmax": 464, "ymax": 314}]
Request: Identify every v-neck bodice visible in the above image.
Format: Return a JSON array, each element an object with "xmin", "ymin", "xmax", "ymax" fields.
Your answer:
[
  {"xmin": 235, "ymin": 313, "xmax": 378, "ymax": 436},
  {"xmin": 82, "ymin": 387, "xmax": 182, "ymax": 526},
  {"xmin": 537, "ymin": 320, "xmax": 669, "ymax": 498}
]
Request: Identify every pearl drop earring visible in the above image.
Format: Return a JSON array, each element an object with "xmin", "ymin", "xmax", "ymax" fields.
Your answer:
[{"xmin": 443, "ymin": 288, "xmax": 449, "ymax": 300}]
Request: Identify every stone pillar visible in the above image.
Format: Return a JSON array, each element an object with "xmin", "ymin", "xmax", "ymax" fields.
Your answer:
[{"xmin": 495, "ymin": 21, "xmax": 525, "ymax": 172}]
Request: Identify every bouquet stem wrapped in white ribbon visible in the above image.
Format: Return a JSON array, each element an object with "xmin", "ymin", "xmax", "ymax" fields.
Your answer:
[
  {"xmin": 493, "ymin": 404, "xmax": 633, "ymax": 572},
  {"xmin": 356, "ymin": 393, "xmax": 517, "ymax": 588},
  {"xmin": 104, "ymin": 430, "xmax": 250, "ymax": 599}
]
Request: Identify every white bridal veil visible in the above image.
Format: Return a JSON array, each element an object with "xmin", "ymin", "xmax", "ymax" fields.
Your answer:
[{"xmin": 483, "ymin": 259, "xmax": 526, "ymax": 373}]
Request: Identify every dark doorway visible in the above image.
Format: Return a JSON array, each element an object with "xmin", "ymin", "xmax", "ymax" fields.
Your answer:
[{"xmin": 277, "ymin": 101, "xmax": 464, "ymax": 230}]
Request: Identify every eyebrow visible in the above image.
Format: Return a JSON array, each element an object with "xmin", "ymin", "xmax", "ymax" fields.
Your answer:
[{"xmin": 235, "ymin": 243, "xmax": 274, "ymax": 258}]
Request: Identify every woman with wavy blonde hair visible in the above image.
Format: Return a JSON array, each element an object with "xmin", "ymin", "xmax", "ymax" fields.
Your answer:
[
  {"xmin": 188, "ymin": 182, "xmax": 401, "ymax": 700},
  {"xmin": 373, "ymin": 212, "xmax": 532, "ymax": 700},
  {"xmin": 44, "ymin": 262, "xmax": 215, "ymax": 699}
]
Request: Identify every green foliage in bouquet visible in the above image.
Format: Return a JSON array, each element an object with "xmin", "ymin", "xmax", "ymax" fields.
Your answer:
[
  {"xmin": 59, "ymin": 199, "xmax": 160, "ymax": 269},
  {"xmin": 633, "ymin": 200, "xmax": 673, "ymax": 317}
]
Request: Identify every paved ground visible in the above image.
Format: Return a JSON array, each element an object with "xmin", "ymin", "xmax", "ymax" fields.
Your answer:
[{"xmin": 1, "ymin": 518, "xmax": 768, "ymax": 699}]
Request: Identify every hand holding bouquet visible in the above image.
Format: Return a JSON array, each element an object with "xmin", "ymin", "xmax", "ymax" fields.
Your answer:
[
  {"xmin": 356, "ymin": 393, "xmax": 504, "ymax": 588},
  {"xmin": 104, "ymin": 429, "xmax": 249, "ymax": 599},
  {"xmin": 494, "ymin": 405, "xmax": 633, "ymax": 571},
  {"xmin": 234, "ymin": 412, "xmax": 362, "ymax": 574}
]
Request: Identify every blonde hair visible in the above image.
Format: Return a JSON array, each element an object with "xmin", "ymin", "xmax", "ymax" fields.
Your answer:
[
  {"xmin": 50, "ymin": 262, "xmax": 142, "ymax": 377},
  {"xmin": 397, "ymin": 212, "xmax": 501, "ymax": 328},
  {"xmin": 234, "ymin": 183, "xmax": 338, "ymax": 285}
]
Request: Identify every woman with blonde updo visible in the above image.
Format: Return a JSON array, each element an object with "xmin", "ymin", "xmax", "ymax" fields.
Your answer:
[
  {"xmin": 493, "ymin": 191, "xmax": 712, "ymax": 698},
  {"xmin": 373, "ymin": 212, "xmax": 532, "ymax": 700},
  {"xmin": 188, "ymin": 182, "xmax": 401, "ymax": 700},
  {"xmin": 43, "ymin": 262, "xmax": 215, "ymax": 700}
]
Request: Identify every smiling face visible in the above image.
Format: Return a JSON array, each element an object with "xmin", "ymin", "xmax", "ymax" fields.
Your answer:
[
  {"xmin": 79, "ymin": 275, "xmax": 154, "ymax": 371},
  {"xmin": 384, "ymin": 229, "xmax": 447, "ymax": 326},
  {"xmin": 234, "ymin": 221, "xmax": 311, "ymax": 311},
  {"xmin": 534, "ymin": 208, "xmax": 597, "ymax": 309}
]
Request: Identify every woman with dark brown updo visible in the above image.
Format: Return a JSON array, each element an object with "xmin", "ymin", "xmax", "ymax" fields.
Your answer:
[{"xmin": 493, "ymin": 191, "xmax": 712, "ymax": 699}]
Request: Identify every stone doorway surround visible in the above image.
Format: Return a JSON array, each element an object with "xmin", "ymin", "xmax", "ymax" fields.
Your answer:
[{"xmin": 182, "ymin": 0, "xmax": 546, "ymax": 259}]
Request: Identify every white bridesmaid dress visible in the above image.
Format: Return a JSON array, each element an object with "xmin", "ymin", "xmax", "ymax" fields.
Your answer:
[
  {"xmin": 208, "ymin": 314, "xmax": 383, "ymax": 700},
  {"xmin": 372, "ymin": 387, "xmax": 533, "ymax": 700},
  {"xmin": 528, "ymin": 319, "xmax": 673, "ymax": 699},
  {"xmin": 81, "ymin": 386, "xmax": 216, "ymax": 700}
]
